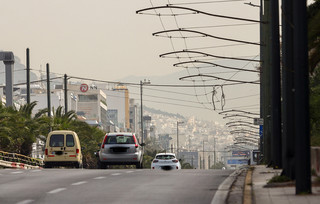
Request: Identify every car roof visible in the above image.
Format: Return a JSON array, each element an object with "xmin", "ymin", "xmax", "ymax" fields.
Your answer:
[
  {"xmin": 155, "ymin": 153, "xmax": 176, "ymax": 156},
  {"xmin": 106, "ymin": 132, "xmax": 134, "ymax": 136}
]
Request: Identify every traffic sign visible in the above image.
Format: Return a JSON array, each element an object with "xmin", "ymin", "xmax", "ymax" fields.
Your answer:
[{"xmin": 80, "ymin": 84, "xmax": 89, "ymax": 92}]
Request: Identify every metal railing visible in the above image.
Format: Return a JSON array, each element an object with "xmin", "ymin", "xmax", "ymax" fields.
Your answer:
[{"xmin": 0, "ymin": 150, "xmax": 43, "ymax": 167}]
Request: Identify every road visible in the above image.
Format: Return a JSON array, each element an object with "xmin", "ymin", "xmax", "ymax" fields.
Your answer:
[{"xmin": 0, "ymin": 168, "xmax": 233, "ymax": 204}]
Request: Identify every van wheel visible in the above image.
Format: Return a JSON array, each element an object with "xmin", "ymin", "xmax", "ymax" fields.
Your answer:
[
  {"xmin": 75, "ymin": 162, "xmax": 83, "ymax": 169},
  {"xmin": 44, "ymin": 163, "xmax": 52, "ymax": 168}
]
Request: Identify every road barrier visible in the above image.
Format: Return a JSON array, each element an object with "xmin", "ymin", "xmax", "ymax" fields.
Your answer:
[{"xmin": 0, "ymin": 151, "xmax": 43, "ymax": 169}]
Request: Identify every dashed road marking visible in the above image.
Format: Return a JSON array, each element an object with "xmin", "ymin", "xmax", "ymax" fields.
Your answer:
[
  {"xmin": 47, "ymin": 188, "xmax": 66, "ymax": 194},
  {"xmin": 111, "ymin": 173, "xmax": 121, "ymax": 176},
  {"xmin": 30, "ymin": 170, "xmax": 41, "ymax": 173},
  {"xmin": 71, "ymin": 181, "xmax": 87, "ymax": 186},
  {"xmin": 11, "ymin": 171, "xmax": 23, "ymax": 174},
  {"xmin": 93, "ymin": 176, "xmax": 106, "ymax": 180},
  {"xmin": 16, "ymin": 199, "xmax": 34, "ymax": 204},
  {"xmin": 126, "ymin": 171, "xmax": 134, "ymax": 173}
]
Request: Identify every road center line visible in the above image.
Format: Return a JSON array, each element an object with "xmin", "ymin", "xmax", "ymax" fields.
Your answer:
[
  {"xmin": 16, "ymin": 199, "xmax": 34, "ymax": 204},
  {"xmin": 126, "ymin": 171, "xmax": 134, "ymax": 173},
  {"xmin": 47, "ymin": 188, "xmax": 66, "ymax": 194},
  {"xmin": 93, "ymin": 176, "xmax": 106, "ymax": 180},
  {"xmin": 111, "ymin": 173, "xmax": 121, "ymax": 176},
  {"xmin": 71, "ymin": 181, "xmax": 87, "ymax": 186}
]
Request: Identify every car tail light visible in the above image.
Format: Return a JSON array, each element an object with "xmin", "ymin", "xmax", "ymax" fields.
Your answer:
[
  {"xmin": 152, "ymin": 167, "xmax": 155, "ymax": 169},
  {"xmin": 153, "ymin": 160, "xmax": 159, "ymax": 163},
  {"xmin": 76, "ymin": 149, "xmax": 79, "ymax": 154},
  {"xmin": 172, "ymin": 159, "xmax": 179, "ymax": 163},
  {"xmin": 101, "ymin": 135, "xmax": 108, "ymax": 148},
  {"xmin": 45, "ymin": 149, "xmax": 48, "ymax": 155},
  {"xmin": 133, "ymin": 135, "xmax": 138, "ymax": 148},
  {"xmin": 176, "ymin": 166, "xmax": 179, "ymax": 169}
]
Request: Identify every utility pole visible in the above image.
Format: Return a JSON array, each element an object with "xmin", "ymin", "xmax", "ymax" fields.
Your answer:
[
  {"xmin": 270, "ymin": 0, "xmax": 282, "ymax": 168},
  {"xmin": 64, "ymin": 74, "xmax": 68, "ymax": 114},
  {"xmin": 203, "ymin": 140, "xmax": 205, "ymax": 169},
  {"xmin": 262, "ymin": 0, "xmax": 272, "ymax": 165},
  {"xmin": 26, "ymin": 48, "xmax": 30, "ymax": 104},
  {"xmin": 140, "ymin": 79, "xmax": 150, "ymax": 145},
  {"xmin": 293, "ymin": 0, "xmax": 311, "ymax": 194},
  {"xmin": 46, "ymin": 63, "xmax": 51, "ymax": 117},
  {"xmin": 281, "ymin": 0, "xmax": 295, "ymax": 180},
  {"xmin": 177, "ymin": 121, "xmax": 184, "ymax": 158}
]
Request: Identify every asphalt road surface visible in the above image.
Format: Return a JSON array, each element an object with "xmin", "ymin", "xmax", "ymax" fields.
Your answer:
[{"xmin": 0, "ymin": 168, "xmax": 233, "ymax": 204}]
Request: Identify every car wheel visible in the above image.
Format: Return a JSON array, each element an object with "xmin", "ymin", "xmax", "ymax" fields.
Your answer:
[
  {"xmin": 136, "ymin": 161, "xmax": 143, "ymax": 169},
  {"xmin": 98, "ymin": 161, "xmax": 107, "ymax": 169}
]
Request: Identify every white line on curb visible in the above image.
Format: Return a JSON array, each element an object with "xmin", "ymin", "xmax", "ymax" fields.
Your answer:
[
  {"xmin": 71, "ymin": 181, "xmax": 87, "ymax": 186},
  {"xmin": 16, "ymin": 199, "xmax": 34, "ymax": 204},
  {"xmin": 47, "ymin": 188, "xmax": 66, "ymax": 194}
]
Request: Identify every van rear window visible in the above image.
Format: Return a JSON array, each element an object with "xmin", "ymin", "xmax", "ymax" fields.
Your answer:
[
  {"xmin": 49, "ymin": 134, "xmax": 64, "ymax": 147},
  {"xmin": 66, "ymin": 134, "xmax": 75, "ymax": 147}
]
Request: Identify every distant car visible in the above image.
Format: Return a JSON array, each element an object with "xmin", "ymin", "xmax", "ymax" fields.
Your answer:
[
  {"xmin": 151, "ymin": 153, "xmax": 181, "ymax": 170},
  {"xmin": 97, "ymin": 132, "xmax": 144, "ymax": 169}
]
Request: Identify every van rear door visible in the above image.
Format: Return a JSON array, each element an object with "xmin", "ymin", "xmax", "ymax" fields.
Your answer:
[
  {"xmin": 48, "ymin": 134, "xmax": 65, "ymax": 159},
  {"xmin": 64, "ymin": 134, "xmax": 78, "ymax": 159}
]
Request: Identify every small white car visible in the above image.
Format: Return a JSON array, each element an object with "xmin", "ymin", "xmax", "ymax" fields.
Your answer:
[{"xmin": 151, "ymin": 153, "xmax": 181, "ymax": 170}]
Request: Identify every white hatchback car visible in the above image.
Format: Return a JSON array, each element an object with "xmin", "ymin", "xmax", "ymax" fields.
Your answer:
[{"xmin": 151, "ymin": 153, "xmax": 181, "ymax": 170}]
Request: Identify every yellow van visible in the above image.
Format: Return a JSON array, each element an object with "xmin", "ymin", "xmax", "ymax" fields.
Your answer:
[{"xmin": 44, "ymin": 130, "xmax": 83, "ymax": 168}]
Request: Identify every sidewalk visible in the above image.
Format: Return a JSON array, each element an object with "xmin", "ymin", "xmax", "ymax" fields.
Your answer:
[{"xmin": 247, "ymin": 165, "xmax": 320, "ymax": 204}]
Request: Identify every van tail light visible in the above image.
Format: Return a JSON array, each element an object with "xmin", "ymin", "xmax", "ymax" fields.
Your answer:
[
  {"xmin": 76, "ymin": 149, "xmax": 79, "ymax": 154},
  {"xmin": 172, "ymin": 159, "xmax": 179, "ymax": 163},
  {"xmin": 45, "ymin": 149, "xmax": 48, "ymax": 155},
  {"xmin": 153, "ymin": 160, "xmax": 159, "ymax": 163},
  {"xmin": 102, "ymin": 135, "xmax": 108, "ymax": 148}
]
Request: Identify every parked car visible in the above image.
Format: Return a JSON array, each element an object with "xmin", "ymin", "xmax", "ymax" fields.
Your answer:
[
  {"xmin": 151, "ymin": 153, "xmax": 181, "ymax": 170},
  {"xmin": 97, "ymin": 132, "xmax": 144, "ymax": 169},
  {"xmin": 44, "ymin": 130, "xmax": 83, "ymax": 168}
]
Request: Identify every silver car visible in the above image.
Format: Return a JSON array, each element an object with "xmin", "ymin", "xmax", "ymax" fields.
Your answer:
[{"xmin": 97, "ymin": 132, "xmax": 144, "ymax": 169}]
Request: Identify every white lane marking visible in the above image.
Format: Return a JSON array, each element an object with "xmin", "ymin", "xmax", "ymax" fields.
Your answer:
[
  {"xmin": 11, "ymin": 171, "xmax": 23, "ymax": 174},
  {"xmin": 71, "ymin": 181, "xmax": 87, "ymax": 186},
  {"xmin": 126, "ymin": 171, "xmax": 134, "ymax": 173},
  {"xmin": 47, "ymin": 188, "xmax": 66, "ymax": 194},
  {"xmin": 93, "ymin": 176, "xmax": 106, "ymax": 180},
  {"xmin": 30, "ymin": 170, "xmax": 41, "ymax": 173},
  {"xmin": 16, "ymin": 199, "xmax": 34, "ymax": 204},
  {"xmin": 111, "ymin": 173, "xmax": 121, "ymax": 176}
]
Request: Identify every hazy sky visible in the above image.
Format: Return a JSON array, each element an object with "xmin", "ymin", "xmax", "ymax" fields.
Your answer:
[{"xmin": 1, "ymin": 0, "xmax": 270, "ymax": 123}]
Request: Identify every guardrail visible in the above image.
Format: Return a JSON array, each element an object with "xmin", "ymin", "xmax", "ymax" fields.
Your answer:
[{"xmin": 0, "ymin": 150, "xmax": 43, "ymax": 169}]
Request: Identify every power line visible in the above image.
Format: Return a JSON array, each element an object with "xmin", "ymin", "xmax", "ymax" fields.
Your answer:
[{"xmin": 168, "ymin": 0, "xmax": 246, "ymax": 6}]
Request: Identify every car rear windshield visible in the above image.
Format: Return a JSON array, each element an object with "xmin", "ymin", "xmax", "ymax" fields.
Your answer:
[
  {"xmin": 49, "ymin": 134, "xmax": 64, "ymax": 147},
  {"xmin": 156, "ymin": 155, "xmax": 175, "ymax": 160},
  {"xmin": 105, "ymin": 135, "xmax": 135, "ymax": 144}
]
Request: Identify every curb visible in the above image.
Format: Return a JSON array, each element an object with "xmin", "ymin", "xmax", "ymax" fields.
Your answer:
[
  {"xmin": 211, "ymin": 168, "xmax": 246, "ymax": 204},
  {"xmin": 243, "ymin": 167, "xmax": 253, "ymax": 204}
]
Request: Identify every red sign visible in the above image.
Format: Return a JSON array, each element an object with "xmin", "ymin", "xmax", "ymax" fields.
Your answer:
[{"xmin": 80, "ymin": 84, "xmax": 89, "ymax": 92}]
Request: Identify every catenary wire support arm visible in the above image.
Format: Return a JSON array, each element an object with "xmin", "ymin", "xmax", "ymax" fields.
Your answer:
[
  {"xmin": 153, "ymin": 29, "xmax": 262, "ymax": 46},
  {"xmin": 160, "ymin": 50, "xmax": 261, "ymax": 62},
  {"xmin": 136, "ymin": 5, "xmax": 265, "ymax": 23}
]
